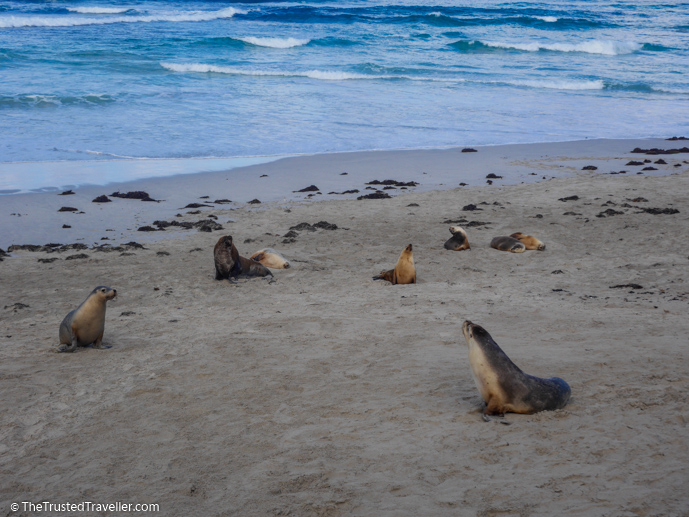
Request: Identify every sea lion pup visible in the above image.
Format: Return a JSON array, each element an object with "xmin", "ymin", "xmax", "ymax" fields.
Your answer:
[
  {"xmin": 58, "ymin": 286, "xmax": 117, "ymax": 353},
  {"xmin": 444, "ymin": 226, "xmax": 470, "ymax": 251},
  {"xmin": 490, "ymin": 236, "xmax": 526, "ymax": 253},
  {"xmin": 250, "ymin": 248, "xmax": 290, "ymax": 269},
  {"xmin": 510, "ymin": 232, "xmax": 545, "ymax": 251},
  {"xmin": 214, "ymin": 235, "xmax": 272, "ymax": 279},
  {"xmin": 462, "ymin": 320, "xmax": 571, "ymax": 418},
  {"xmin": 373, "ymin": 244, "xmax": 416, "ymax": 284}
]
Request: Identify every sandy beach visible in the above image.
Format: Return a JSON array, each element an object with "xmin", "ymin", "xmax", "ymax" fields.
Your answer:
[{"xmin": 1, "ymin": 138, "xmax": 688, "ymax": 516}]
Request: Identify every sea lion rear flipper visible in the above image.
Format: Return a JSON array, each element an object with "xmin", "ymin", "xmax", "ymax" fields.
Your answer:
[
  {"xmin": 58, "ymin": 335, "xmax": 79, "ymax": 353},
  {"xmin": 373, "ymin": 269, "xmax": 394, "ymax": 282}
]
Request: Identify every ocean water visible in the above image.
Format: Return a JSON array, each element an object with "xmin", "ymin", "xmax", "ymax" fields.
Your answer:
[{"xmin": 1, "ymin": 0, "xmax": 688, "ymax": 191}]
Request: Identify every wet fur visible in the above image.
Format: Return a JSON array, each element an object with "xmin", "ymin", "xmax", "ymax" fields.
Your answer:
[
  {"xmin": 490, "ymin": 236, "xmax": 526, "ymax": 253},
  {"xmin": 462, "ymin": 321, "xmax": 571, "ymax": 416}
]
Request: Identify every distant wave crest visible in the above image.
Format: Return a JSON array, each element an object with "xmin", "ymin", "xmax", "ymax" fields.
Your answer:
[
  {"xmin": 0, "ymin": 7, "xmax": 243, "ymax": 28},
  {"xmin": 161, "ymin": 62, "xmax": 370, "ymax": 80},
  {"xmin": 66, "ymin": 7, "xmax": 132, "ymax": 15},
  {"xmin": 452, "ymin": 39, "xmax": 642, "ymax": 56},
  {"xmin": 238, "ymin": 37, "xmax": 310, "ymax": 49}
]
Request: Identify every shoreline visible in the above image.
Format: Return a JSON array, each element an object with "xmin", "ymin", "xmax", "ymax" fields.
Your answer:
[
  {"xmin": 1, "ymin": 137, "xmax": 688, "ymax": 514},
  {"xmin": 1, "ymin": 137, "xmax": 686, "ymax": 249}
]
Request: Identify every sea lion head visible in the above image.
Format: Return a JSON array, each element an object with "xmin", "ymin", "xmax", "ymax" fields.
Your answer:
[
  {"xmin": 405, "ymin": 244, "xmax": 413, "ymax": 253},
  {"xmin": 91, "ymin": 286, "xmax": 117, "ymax": 302}
]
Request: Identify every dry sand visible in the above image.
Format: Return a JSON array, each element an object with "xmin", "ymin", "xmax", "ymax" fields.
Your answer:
[{"xmin": 1, "ymin": 139, "xmax": 688, "ymax": 516}]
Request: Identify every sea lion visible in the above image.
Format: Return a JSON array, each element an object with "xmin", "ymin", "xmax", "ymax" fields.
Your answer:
[
  {"xmin": 214, "ymin": 235, "xmax": 272, "ymax": 280},
  {"xmin": 373, "ymin": 244, "xmax": 416, "ymax": 284},
  {"xmin": 510, "ymin": 232, "xmax": 545, "ymax": 251},
  {"xmin": 461, "ymin": 320, "xmax": 571, "ymax": 417},
  {"xmin": 58, "ymin": 286, "xmax": 117, "ymax": 353},
  {"xmin": 214, "ymin": 235, "xmax": 237, "ymax": 280},
  {"xmin": 490, "ymin": 236, "xmax": 525, "ymax": 253},
  {"xmin": 250, "ymin": 248, "xmax": 290, "ymax": 269},
  {"xmin": 444, "ymin": 226, "xmax": 470, "ymax": 251}
]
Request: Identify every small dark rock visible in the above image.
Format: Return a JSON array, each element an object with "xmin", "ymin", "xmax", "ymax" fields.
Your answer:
[
  {"xmin": 248, "ymin": 199, "xmax": 261, "ymax": 204},
  {"xmin": 461, "ymin": 148, "xmax": 477, "ymax": 153},
  {"xmin": 294, "ymin": 185, "xmax": 320, "ymax": 193},
  {"xmin": 111, "ymin": 191, "xmax": 158, "ymax": 202},
  {"xmin": 156, "ymin": 251, "xmax": 170, "ymax": 256},
  {"xmin": 92, "ymin": 195, "xmax": 111, "ymax": 203},
  {"xmin": 628, "ymin": 197, "xmax": 648, "ymax": 203},
  {"xmin": 465, "ymin": 221, "xmax": 491, "ymax": 227},
  {"xmin": 59, "ymin": 206, "xmax": 79, "ymax": 212},
  {"xmin": 551, "ymin": 270, "xmax": 564, "ymax": 274},
  {"xmin": 407, "ymin": 203, "xmax": 419, "ymax": 207},
  {"xmin": 582, "ymin": 165, "xmax": 597, "ymax": 170},
  {"xmin": 59, "ymin": 190, "xmax": 75, "ymax": 196},
  {"xmin": 314, "ymin": 221, "xmax": 338, "ymax": 230},
  {"xmin": 357, "ymin": 192, "xmax": 391, "ymax": 200},
  {"xmin": 283, "ymin": 230, "xmax": 299, "ymax": 239},
  {"xmin": 596, "ymin": 209, "xmax": 625, "ymax": 218},
  {"xmin": 486, "ymin": 180, "xmax": 493, "ymax": 185},
  {"xmin": 558, "ymin": 195, "xmax": 579, "ymax": 202},
  {"xmin": 182, "ymin": 203, "xmax": 212, "ymax": 209},
  {"xmin": 138, "ymin": 226, "xmax": 161, "ymax": 232},
  {"xmin": 642, "ymin": 207, "xmax": 679, "ymax": 215},
  {"xmin": 365, "ymin": 179, "xmax": 418, "ymax": 187},
  {"xmin": 532, "ymin": 214, "xmax": 543, "ymax": 219},
  {"xmin": 199, "ymin": 196, "xmax": 209, "ymax": 199},
  {"xmin": 486, "ymin": 173, "xmax": 503, "ymax": 179},
  {"xmin": 4, "ymin": 302, "xmax": 29, "ymax": 311},
  {"xmin": 642, "ymin": 167, "xmax": 658, "ymax": 171},
  {"xmin": 120, "ymin": 311, "xmax": 136, "ymax": 316},
  {"xmin": 459, "ymin": 182, "xmax": 467, "ymax": 186},
  {"xmin": 65, "ymin": 253, "xmax": 89, "ymax": 260},
  {"xmin": 462, "ymin": 204, "xmax": 482, "ymax": 211},
  {"xmin": 626, "ymin": 161, "xmax": 644, "ymax": 166},
  {"xmin": 62, "ymin": 224, "xmax": 71, "ymax": 229},
  {"xmin": 214, "ymin": 199, "xmax": 232, "ymax": 204},
  {"xmin": 654, "ymin": 159, "xmax": 667, "ymax": 165},
  {"xmin": 38, "ymin": 258, "xmax": 59, "ymax": 263},
  {"xmin": 328, "ymin": 189, "xmax": 359, "ymax": 195},
  {"xmin": 609, "ymin": 284, "xmax": 643, "ymax": 290}
]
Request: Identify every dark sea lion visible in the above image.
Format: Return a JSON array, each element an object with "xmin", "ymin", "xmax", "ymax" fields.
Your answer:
[
  {"xmin": 58, "ymin": 286, "xmax": 117, "ymax": 352},
  {"xmin": 444, "ymin": 226, "xmax": 470, "ymax": 251},
  {"xmin": 510, "ymin": 232, "xmax": 545, "ymax": 251},
  {"xmin": 214, "ymin": 235, "xmax": 272, "ymax": 280},
  {"xmin": 490, "ymin": 236, "xmax": 526, "ymax": 253},
  {"xmin": 373, "ymin": 244, "xmax": 416, "ymax": 284},
  {"xmin": 461, "ymin": 321, "xmax": 571, "ymax": 417},
  {"xmin": 250, "ymin": 248, "xmax": 290, "ymax": 269},
  {"xmin": 214, "ymin": 235, "xmax": 237, "ymax": 280}
]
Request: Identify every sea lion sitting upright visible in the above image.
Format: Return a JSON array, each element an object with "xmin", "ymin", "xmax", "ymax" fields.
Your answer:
[
  {"xmin": 373, "ymin": 244, "xmax": 416, "ymax": 284},
  {"xmin": 510, "ymin": 232, "xmax": 545, "ymax": 251},
  {"xmin": 214, "ymin": 235, "xmax": 272, "ymax": 280},
  {"xmin": 214, "ymin": 235, "xmax": 237, "ymax": 280},
  {"xmin": 444, "ymin": 226, "xmax": 470, "ymax": 251},
  {"xmin": 250, "ymin": 248, "xmax": 290, "ymax": 269},
  {"xmin": 461, "ymin": 320, "xmax": 571, "ymax": 418},
  {"xmin": 58, "ymin": 286, "xmax": 117, "ymax": 353},
  {"xmin": 490, "ymin": 236, "xmax": 526, "ymax": 253}
]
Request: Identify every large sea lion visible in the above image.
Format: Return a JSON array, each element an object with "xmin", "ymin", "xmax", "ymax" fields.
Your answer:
[
  {"xmin": 250, "ymin": 248, "xmax": 290, "ymax": 269},
  {"xmin": 214, "ymin": 235, "xmax": 237, "ymax": 280},
  {"xmin": 214, "ymin": 235, "xmax": 272, "ymax": 280},
  {"xmin": 444, "ymin": 226, "xmax": 470, "ymax": 251},
  {"xmin": 510, "ymin": 232, "xmax": 545, "ymax": 251},
  {"xmin": 373, "ymin": 244, "xmax": 416, "ymax": 284},
  {"xmin": 461, "ymin": 320, "xmax": 571, "ymax": 417},
  {"xmin": 490, "ymin": 236, "xmax": 525, "ymax": 253},
  {"xmin": 58, "ymin": 286, "xmax": 117, "ymax": 353}
]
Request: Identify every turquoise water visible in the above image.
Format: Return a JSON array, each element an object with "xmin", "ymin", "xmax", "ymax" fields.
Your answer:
[{"xmin": 1, "ymin": 0, "xmax": 688, "ymax": 189}]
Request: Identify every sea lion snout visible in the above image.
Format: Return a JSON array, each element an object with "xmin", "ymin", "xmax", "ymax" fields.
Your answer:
[{"xmin": 405, "ymin": 244, "xmax": 413, "ymax": 252}]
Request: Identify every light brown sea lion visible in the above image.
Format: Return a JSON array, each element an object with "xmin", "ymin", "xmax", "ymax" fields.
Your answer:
[
  {"xmin": 462, "ymin": 321, "xmax": 571, "ymax": 418},
  {"xmin": 58, "ymin": 286, "xmax": 117, "ymax": 353},
  {"xmin": 373, "ymin": 244, "xmax": 416, "ymax": 284},
  {"xmin": 490, "ymin": 236, "xmax": 526, "ymax": 253},
  {"xmin": 214, "ymin": 235, "xmax": 273, "ymax": 279},
  {"xmin": 510, "ymin": 232, "xmax": 545, "ymax": 251},
  {"xmin": 444, "ymin": 226, "xmax": 470, "ymax": 251},
  {"xmin": 250, "ymin": 248, "xmax": 290, "ymax": 269}
]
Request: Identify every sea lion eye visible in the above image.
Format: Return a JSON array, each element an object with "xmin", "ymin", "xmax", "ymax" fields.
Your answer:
[{"xmin": 101, "ymin": 288, "xmax": 106, "ymax": 292}]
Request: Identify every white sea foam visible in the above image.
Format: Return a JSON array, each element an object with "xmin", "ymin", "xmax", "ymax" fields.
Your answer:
[
  {"xmin": 0, "ymin": 7, "xmax": 242, "ymax": 28},
  {"xmin": 535, "ymin": 16, "xmax": 558, "ymax": 22},
  {"xmin": 67, "ymin": 7, "xmax": 131, "ymax": 14},
  {"xmin": 509, "ymin": 79, "xmax": 605, "ymax": 90},
  {"xmin": 483, "ymin": 39, "xmax": 642, "ymax": 55},
  {"xmin": 161, "ymin": 63, "xmax": 373, "ymax": 80},
  {"xmin": 239, "ymin": 37, "xmax": 310, "ymax": 49}
]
